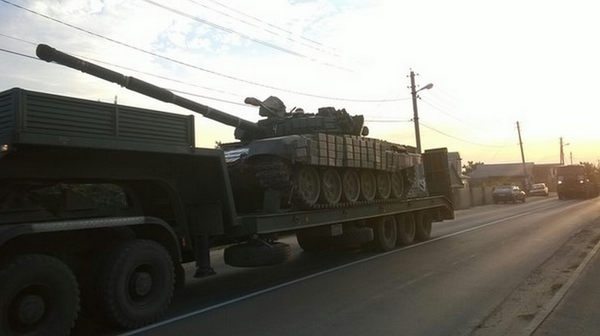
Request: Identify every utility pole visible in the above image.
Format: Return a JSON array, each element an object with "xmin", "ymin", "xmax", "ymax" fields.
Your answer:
[
  {"xmin": 517, "ymin": 121, "xmax": 528, "ymax": 189},
  {"xmin": 409, "ymin": 70, "xmax": 433, "ymax": 154},
  {"xmin": 560, "ymin": 137, "xmax": 565, "ymax": 165},
  {"xmin": 409, "ymin": 70, "xmax": 422, "ymax": 154},
  {"xmin": 570, "ymin": 151, "xmax": 573, "ymax": 165}
]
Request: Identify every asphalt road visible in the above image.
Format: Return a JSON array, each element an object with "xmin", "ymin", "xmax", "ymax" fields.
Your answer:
[{"xmin": 79, "ymin": 195, "xmax": 600, "ymax": 336}]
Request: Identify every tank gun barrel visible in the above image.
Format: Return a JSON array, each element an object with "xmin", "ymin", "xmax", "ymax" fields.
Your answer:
[{"xmin": 36, "ymin": 44, "xmax": 259, "ymax": 134}]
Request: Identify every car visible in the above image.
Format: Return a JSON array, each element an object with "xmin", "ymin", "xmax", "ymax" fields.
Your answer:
[
  {"xmin": 529, "ymin": 183, "xmax": 549, "ymax": 196},
  {"xmin": 492, "ymin": 185, "xmax": 527, "ymax": 203}
]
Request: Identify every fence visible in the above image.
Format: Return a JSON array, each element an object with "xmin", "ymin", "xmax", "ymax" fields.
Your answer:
[{"xmin": 452, "ymin": 186, "xmax": 495, "ymax": 210}]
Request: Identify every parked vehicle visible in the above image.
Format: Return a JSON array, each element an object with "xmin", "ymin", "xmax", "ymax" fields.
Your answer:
[
  {"xmin": 492, "ymin": 185, "xmax": 526, "ymax": 203},
  {"xmin": 0, "ymin": 45, "xmax": 455, "ymax": 335},
  {"xmin": 529, "ymin": 183, "xmax": 549, "ymax": 196},
  {"xmin": 557, "ymin": 165, "xmax": 600, "ymax": 199}
]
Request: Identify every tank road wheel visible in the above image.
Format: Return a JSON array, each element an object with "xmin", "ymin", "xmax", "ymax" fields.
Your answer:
[
  {"xmin": 391, "ymin": 172, "xmax": 405, "ymax": 199},
  {"xmin": 376, "ymin": 171, "xmax": 392, "ymax": 199},
  {"xmin": 396, "ymin": 213, "xmax": 416, "ymax": 246},
  {"xmin": 319, "ymin": 168, "xmax": 342, "ymax": 205},
  {"xmin": 371, "ymin": 216, "xmax": 398, "ymax": 251},
  {"xmin": 415, "ymin": 211, "xmax": 433, "ymax": 241},
  {"xmin": 341, "ymin": 170, "xmax": 361, "ymax": 203},
  {"xmin": 360, "ymin": 170, "xmax": 376, "ymax": 201},
  {"xmin": 0, "ymin": 254, "xmax": 80, "ymax": 336},
  {"xmin": 293, "ymin": 166, "xmax": 321, "ymax": 207},
  {"xmin": 96, "ymin": 239, "xmax": 175, "ymax": 329}
]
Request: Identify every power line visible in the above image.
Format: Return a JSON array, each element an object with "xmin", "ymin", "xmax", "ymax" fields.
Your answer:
[
  {"xmin": 205, "ymin": 0, "xmax": 332, "ymax": 51},
  {"xmin": 0, "ymin": 0, "xmax": 407, "ymax": 103},
  {"xmin": 142, "ymin": 0, "xmax": 349, "ymax": 71},
  {"xmin": 419, "ymin": 122, "xmax": 510, "ymax": 148},
  {"xmin": 186, "ymin": 0, "xmax": 340, "ymax": 59},
  {"xmin": 0, "ymin": 47, "xmax": 37, "ymax": 60}
]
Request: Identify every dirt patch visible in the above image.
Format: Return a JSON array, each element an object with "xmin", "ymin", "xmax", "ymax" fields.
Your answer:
[{"xmin": 471, "ymin": 218, "xmax": 600, "ymax": 336}]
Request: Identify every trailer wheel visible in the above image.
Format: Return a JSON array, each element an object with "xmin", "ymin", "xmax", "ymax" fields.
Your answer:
[
  {"xmin": 224, "ymin": 242, "xmax": 292, "ymax": 267},
  {"xmin": 297, "ymin": 231, "xmax": 332, "ymax": 252},
  {"xmin": 372, "ymin": 216, "xmax": 397, "ymax": 251},
  {"xmin": 336, "ymin": 226, "xmax": 373, "ymax": 247},
  {"xmin": 415, "ymin": 211, "xmax": 433, "ymax": 241},
  {"xmin": 97, "ymin": 239, "xmax": 174, "ymax": 329},
  {"xmin": 0, "ymin": 254, "xmax": 80, "ymax": 336},
  {"xmin": 396, "ymin": 213, "xmax": 416, "ymax": 246}
]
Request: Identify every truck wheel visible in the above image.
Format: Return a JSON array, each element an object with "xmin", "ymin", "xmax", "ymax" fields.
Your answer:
[
  {"xmin": 97, "ymin": 239, "xmax": 174, "ymax": 329},
  {"xmin": 0, "ymin": 254, "xmax": 80, "ymax": 336},
  {"xmin": 225, "ymin": 242, "xmax": 292, "ymax": 267},
  {"xmin": 371, "ymin": 216, "xmax": 397, "ymax": 251},
  {"xmin": 396, "ymin": 213, "xmax": 416, "ymax": 246},
  {"xmin": 415, "ymin": 211, "xmax": 433, "ymax": 241}
]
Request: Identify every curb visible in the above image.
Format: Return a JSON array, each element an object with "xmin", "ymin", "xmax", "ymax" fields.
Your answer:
[{"xmin": 523, "ymin": 234, "xmax": 600, "ymax": 335}]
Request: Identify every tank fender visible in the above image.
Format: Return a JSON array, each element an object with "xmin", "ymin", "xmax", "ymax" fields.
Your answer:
[
  {"xmin": 246, "ymin": 135, "xmax": 306, "ymax": 162},
  {"xmin": 0, "ymin": 216, "xmax": 181, "ymax": 261}
]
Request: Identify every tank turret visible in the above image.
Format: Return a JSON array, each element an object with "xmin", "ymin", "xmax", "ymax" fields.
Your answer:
[{"xmin": 36, "ymin": 44, "xmax": 422, "ymax": 210}]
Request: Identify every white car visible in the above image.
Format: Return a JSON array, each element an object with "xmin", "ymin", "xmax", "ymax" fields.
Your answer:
[{"xmin": 529, "ymin": 183, "xmax": 549, "ymax": 196}]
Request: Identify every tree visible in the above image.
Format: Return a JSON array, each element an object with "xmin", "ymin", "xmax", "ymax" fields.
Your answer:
[
  {"xmin": 463, "ymin": 161, "xmax": 484, "ymax": 175},
  {"xmin": 580, "ymin": 161, "xmax": 600, "ymax": 182}
]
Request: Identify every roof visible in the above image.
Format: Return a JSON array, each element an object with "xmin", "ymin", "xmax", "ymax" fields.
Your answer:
[{"xmin": 468, "ymin": 162, "xmax": 535, "ymax": 179}]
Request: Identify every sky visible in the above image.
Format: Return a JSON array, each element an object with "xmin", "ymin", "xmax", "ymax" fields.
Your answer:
[{"xmin": 1, "ymin": 0, "xmax": 599, "ymax": 166}]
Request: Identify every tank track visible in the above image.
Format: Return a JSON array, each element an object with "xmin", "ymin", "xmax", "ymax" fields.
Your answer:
[
  {"xmin": 253, "ymin": 157, "xmax": 292, "ymax": 191},
  {"xmin": 252, "ymin": 157, "xmax": 417, "ymax": 210}
]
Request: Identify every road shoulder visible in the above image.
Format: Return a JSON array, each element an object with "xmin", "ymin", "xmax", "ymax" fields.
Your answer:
[{"xmin": 470, "ymin": 217, "xmax": 600, "ymax": 336}]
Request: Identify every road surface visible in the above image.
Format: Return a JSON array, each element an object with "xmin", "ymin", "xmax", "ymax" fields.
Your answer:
[{"xmin": 76, "ymin": 194, "xmax": 600, "ymax": 336}]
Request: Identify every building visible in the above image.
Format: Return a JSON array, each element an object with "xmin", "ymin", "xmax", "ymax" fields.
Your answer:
[{"xmin": 467, "ymin": 162, "xmax": 535, "ymax": 190}]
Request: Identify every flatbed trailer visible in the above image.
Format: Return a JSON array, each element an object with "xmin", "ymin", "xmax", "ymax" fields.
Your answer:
[{"xmin": 0, "ymin": 87, "xmax": 453, "ymax": 334}]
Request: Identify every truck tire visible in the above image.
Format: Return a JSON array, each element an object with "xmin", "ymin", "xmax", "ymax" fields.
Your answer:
[
  {"xmin": 0, "ymin": 254, "xmax": 80, "ymax": 336},
  {"xmin": 415, "ymin": 211, "xmax": 433, "ymax": 241},
  {"xmin": 396, "ymin": 213, "xmax": 416, "ymax": 246},
  {"xmin": 97, "ymin": 239, "xmax": 175, "ymax": 329},
  {"xmin": 225, "ymin": 242, "xmax": 292, "ymax": 267},
  {"xmin": 371, "ymin": 216, "xmax": 398, "ymax": 251}
]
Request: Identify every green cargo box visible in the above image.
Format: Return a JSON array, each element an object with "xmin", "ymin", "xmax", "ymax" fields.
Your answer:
[{"xmin": 0, "ymin": 88, "xmax": 195, "ymax": 154}]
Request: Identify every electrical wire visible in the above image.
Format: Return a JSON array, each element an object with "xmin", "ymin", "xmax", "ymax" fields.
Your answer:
[
  {"xmin": 141, "ymin": 0, "xmax": 349, "ymax": 71},
  {"xmin": 0, "ymin": 0, "xmax": 408, "ymax": 103},
  {"xmin": 186, "ymin": 0, "xmax": 341, "ymax": 59},
  {"xmin": 419, "ymin": 122, "xmax": 511, "ymax": 148}
]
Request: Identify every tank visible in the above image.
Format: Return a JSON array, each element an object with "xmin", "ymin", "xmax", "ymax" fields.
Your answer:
[{"xmin": 36, "ymin": 44, "xmax": 422, "ymax": 210}]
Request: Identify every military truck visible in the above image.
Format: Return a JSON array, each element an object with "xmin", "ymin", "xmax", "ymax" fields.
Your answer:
[
  {"xmin": 0, "ymin": 46, "xmax": 454, "ymax": 336},
  {"xmin": 557, "ymin": 164, "xmax": 600, "ymax": 199}
]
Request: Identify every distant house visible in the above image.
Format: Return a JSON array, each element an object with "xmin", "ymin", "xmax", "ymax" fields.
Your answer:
[
  {"xmin": 532, "ymin": 163, "xmax": 559, "ymax": 191},
  {"xmin": 468, "ymin": 162, "xmax": 535, "ymax": 190}
]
